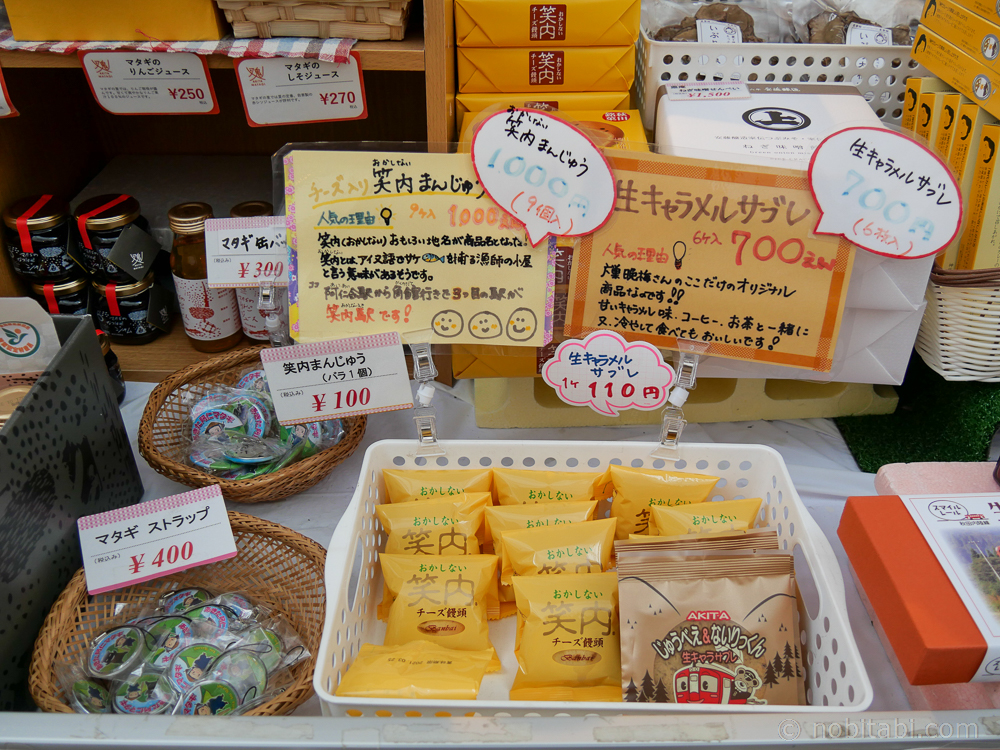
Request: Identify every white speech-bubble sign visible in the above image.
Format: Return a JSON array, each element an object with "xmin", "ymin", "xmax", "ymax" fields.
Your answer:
[
  {"xmin": 471, "ymin": 107, "xmax": 616, "ymax": 247},
  {"xmin": 808, "ymin": 126, "xmax": 962, "ymax": 260},
  {"xmin": 541, "ymin": 330, "xmax": 676, "ymax": 417}
]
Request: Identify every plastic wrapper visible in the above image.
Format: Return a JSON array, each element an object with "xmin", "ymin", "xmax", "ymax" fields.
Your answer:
[
  {"xmin": 791, "ymin": 0, "xmax": 920, "ymax": 44},
  {"xmin": 643, "ymin": 0, "xmax": 796, "ymax": 43}
]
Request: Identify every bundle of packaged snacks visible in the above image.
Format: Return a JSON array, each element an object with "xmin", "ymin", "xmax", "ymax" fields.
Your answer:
[
  {"xmin": 492, "ymin": 468, "xmax": 605, "ymax": 505},
  {"xmin": 486, "ymin": 500, "xmax": 598, "ymax": 616},
  {"xmin": 382, "ymin": 468, "xmax": 493, "ymax": 502},
  {"xmin": 61, "ymin": 589, "xmax": 310, "ymax": 716},
  {"xmin": 335, "ymin": 641, "xmax": 496, "ymax": 700},
  {"xmin": 509, "ymin": 572, "xmax": 621, "ymax": 701},
  {"xmin": 616, "ymin": 546, "xmax": 804, "ymax": 706},
  {"xmin": 649, "ymin": 498, "xmax": 763, "ymax": 536},
  {"xmin": 604, "ymin": 464, "xmax": 720, "ymax": 539},
  {"xmin": 378, "ymin": 553, "xmax": 501, "ymax": 667}
]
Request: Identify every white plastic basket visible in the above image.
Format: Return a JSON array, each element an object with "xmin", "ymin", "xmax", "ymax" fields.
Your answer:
[
  {"xmin": 637, "ymin": 30, "xmax": 927, "ymax": 131},
  {"xmin": 315, "ymin": 439, "xmax": 873, "ymax": 717},
  {"xmin": 916, "ymin": 282, "xmax": 1000, "ymax": 381}
]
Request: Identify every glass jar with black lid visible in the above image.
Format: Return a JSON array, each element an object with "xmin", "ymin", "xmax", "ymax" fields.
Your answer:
[
  {"xmin": 74, "ymin": 194, "xmax": 151, "ymax": 283},
  {"xmin": 1, "ymin": 195, "xmax": 76, "ymax": 281},
  {"xmin": 92, "ymin": 272, "xmax": 160, "ymax": 344},
  {"xmin": 30, "ymin": 276, "xmax": 90, "ymax": 317}
]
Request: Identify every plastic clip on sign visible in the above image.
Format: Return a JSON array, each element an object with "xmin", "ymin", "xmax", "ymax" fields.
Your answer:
[
  {"xmin": 808, "ymin": 127, "xmax": 962, "ymax": 260},
  {"xmin": 471, "ymin": 107, "xmax": 616, "ymax": 246}
]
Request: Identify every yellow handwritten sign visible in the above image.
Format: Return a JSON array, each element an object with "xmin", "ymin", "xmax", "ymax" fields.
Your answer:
[
  {"xmin": 285, "ymin": 151, "xmax": 554, "ymax": 346},
  {"xmin": 565, "ymin": 151, "xmax": 855, "ymax": 372}
]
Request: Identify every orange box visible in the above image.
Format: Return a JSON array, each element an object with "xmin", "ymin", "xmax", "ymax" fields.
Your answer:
[
  {"xmin": 5, "ymin": 0, "xmax": 225, "ymax": 41},
  {"xmin": 838, "ymin": 495, "xmax": 986, "ymax": 684}
]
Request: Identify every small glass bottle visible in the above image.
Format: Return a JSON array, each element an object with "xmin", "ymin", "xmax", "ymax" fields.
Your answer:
[
  {"xmin": 168, "ymin": 202, "xmax": 243, "ymax": 353},
  {"xmin": 30, "ymin": 275, "xmax": 90, "ymax": 316},
  {"xmin": 96, "ymin": 330, "xmax": 126, "ymax": 404}
]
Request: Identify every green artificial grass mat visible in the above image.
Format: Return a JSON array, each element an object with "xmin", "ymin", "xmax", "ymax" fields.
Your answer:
[{"xmin": 835, "ymin": 354, "xmax": 1000, "ymax": 473}]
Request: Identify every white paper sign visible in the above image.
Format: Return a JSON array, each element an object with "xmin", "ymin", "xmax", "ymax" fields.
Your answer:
[
  {"xmin": 260, "ymin": 331, "xmax": 413, "ymax": 424},
  {"xmin": 205, "ymin": 216, "xmax": 289, "ymax": 289},
  {"xmin": 541, "ymin": 330, "xmax": 676, "ymax": 416},
  {"xmin": 471, "ymin": 107, "xmax": 615, "ymax": 246},
  {"xmin": 810, "ymin": 126, "xmax": 962, "ymax": 259},
  {"xmin": 235, "ymin": 54, "xmax": 367, "ymax": 127},
  {"xmin": 79, "ymin": 51, "xmax": 218, "ymax": 115},
  {"xmin": 0, "ymin": 63, "xmax": 17, "ymax": 118},
  {"xmin": 696, "ymin": 19, "xmax": 743, "ymax": 44},
  {"xmin": 846, "ymin": 23, "xmax": 892, "ymax": 46},
  {"xmin": 665, "ymin": 81, "xmax": 751, "ymax": 101},
  {"xmin": 901, "ymin": 493, "xmax": 1000, "ymax": 680},
  {"xmin": 77, "ymin": 486, "xmax": 237, "ymax": 595}
]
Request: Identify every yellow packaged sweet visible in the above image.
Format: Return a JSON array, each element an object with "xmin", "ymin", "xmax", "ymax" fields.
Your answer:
[
  {"xmin": 510, "ymin": 571, "xmax": 621, "ymax": 701},
  {"xmin": 501, "ymin": 517, "xmax": 616, "ymax": 585},
  {"xmin": 492, "ymin": 468, "xmax": 605, "ymax": 505},
  {"xmin": 382, "ymin": 468, "xmax": 493, "ymax": 502},
  {"xmin": 380, "ymin": 553, "xmax": 501, "ymax": 670},
  {"xmin": 456, "ymin": 0, "xmax": 639, "ymax": 48},
  {"xmin": 606, "ymin": 464, "xmax": 719, "ymax": 539},
  {"xmin": 376, "ymin": 494, "xmax": 489, "ymax": 555},
  {"xmin": 649, "ymin": 498, "xmax": 763, "ymax": 537},
  {"xmin": 457, "ymin": 46, "xmax": 635, "ymax": 94},
  {"xmin": 456, "ymin": 91, "xmax": 631, "ymax": 122},
  {"xmin": 334, "ymin": 641, "xmax": 495, "ymax": 700}
]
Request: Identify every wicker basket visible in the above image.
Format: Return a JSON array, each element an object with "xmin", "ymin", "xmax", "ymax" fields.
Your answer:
[
  {"xmin": 217, "ymin": 0, "xmax": 411, "ymax": 41},
  {"xmin": 915, "ymin": 267, "xmax": 1000, "ymax": 381},
  {"xmin": 138, "ymin": 345, "xmax": 366, "ymax": 503},
  {"xmin": 29, "ymin": 511, "xmax": 326, "ymax": 716}
]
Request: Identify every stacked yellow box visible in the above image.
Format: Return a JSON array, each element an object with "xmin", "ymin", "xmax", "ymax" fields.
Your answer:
[{"xmin": 454, "ymin": 0, "xmax": 639, "ymax": 126}]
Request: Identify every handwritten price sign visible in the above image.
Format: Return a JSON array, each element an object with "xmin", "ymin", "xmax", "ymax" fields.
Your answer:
[
  {"xmin": 809, "ymin": 127, "xmax": 962, "ymax": 259},
  {"xmin": 471, "ymin": 107, "xmax": 615, "ymax": 246},
  {"xmin": 542, "ymin": 330, "xmax": 676, "ymax": 416}
]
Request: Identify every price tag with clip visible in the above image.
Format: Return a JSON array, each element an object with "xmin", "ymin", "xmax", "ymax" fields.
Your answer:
[
  {"xmin": 205, "ymin": 216, "xmax": 289, "ymax": 289},
  {"xmin": 77, "ymin": 487, "xmax": 237, "ymax": 595},
  {"xmin": 79, "ymin": 51, "xmax": 218, "ymax": 115}
]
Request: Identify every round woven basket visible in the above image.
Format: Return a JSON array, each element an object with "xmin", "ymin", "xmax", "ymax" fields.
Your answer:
[
  {"xmin": 138, "ymin": 345, "xmax": 366, "ymax": 503},
  {"xmin": 28, "ymin": 511, "xmax": 326, "ymax": 716}
]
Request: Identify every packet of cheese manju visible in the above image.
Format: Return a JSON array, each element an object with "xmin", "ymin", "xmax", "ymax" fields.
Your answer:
[
  {"xmin": 382, "ymin": 468, "xmax": 493, "ymax": 502},
  {"xmin": 509, "ymin": 571, "xmax": 621, "ymax": 701},
  {"xmin": 493, "ymin": 468, "xmax": 605, "ymax": 505},
  {"xmin": 605, "ymin": 465, "xmax": 720, "ymax": 539},
  {"xmin": 617, "ymin": 549, "xmax": 802, "ymax": 706},
  {"xmin": 335, "ymin": 641, "xmax": 495, "ymax": 700},
  {"xmin": 649, "ymin": 497, "xmax": 763, "ymax": 536},
  {"xmin": 380, "ymin": 553, "xmax": 501, "ymax": 670},
  {"xmin": 501, "ymin": 517, "xmax": 616, "ymax": 585},
  {"xmin": 376, "ymin": 493, "xmax": 490, "ymax": 555}
]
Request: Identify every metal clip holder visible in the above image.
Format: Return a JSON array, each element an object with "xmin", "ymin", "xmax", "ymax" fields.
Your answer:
[
  {"xmin": 409, "ymin": 342, "xmax": 445, "ymax": 457},
  {"xmin": 257, "ymin": 279, "xmax": 290, "ymax": 348}
]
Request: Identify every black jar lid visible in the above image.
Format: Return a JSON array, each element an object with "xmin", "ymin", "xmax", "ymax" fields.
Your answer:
[{"xmin": 2, "ymin": 195, "xmax": 69, "ymax": 231}]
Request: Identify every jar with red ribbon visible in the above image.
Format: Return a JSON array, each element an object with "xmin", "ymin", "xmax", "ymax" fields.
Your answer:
[
  {"xmin": 1, "ymin": 195, "xmax": 76, "ymax": 281},
  {"xmin": 74, "ymin": 194, "xmax": 152, "ymax": 283},
  {"xmin": 92, "ymin": 272, "xmax": 161, "ymax": 344},
  {"xmin": 30, "ymin": 275, "xmax": 91, "ymax": 317}
]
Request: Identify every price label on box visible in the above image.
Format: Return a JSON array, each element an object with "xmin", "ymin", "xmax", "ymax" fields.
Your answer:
[
  {"xmin": 205, "ymin": 216, "xmax": 289, "ymax": 288},
  {"xmin": 664, "ymin": 82, "xmax": 751, "ymax": 101},
  {"xmin": 846, "ymin": 23, "xmax": 892, "ymax": 46},
  {"xmin": 260, "ymin": 331, "xmax": 413, "ymax": 424},
  {"xmin": 77, "ymin": 487, "xmax": 237, "ymax": 595},
  {"xmin": 79, "ymin": 51, "xmax": 218, "ymax": 115},
  {"xmin": 235, "ymin": 54, "xmax": 367, "ymax": 127}
]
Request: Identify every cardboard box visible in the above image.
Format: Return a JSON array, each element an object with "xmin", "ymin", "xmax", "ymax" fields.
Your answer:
[
  {"xmin": 912, "ymin": 25, "xmax": 1000, "ymax": 120},
  {"xmin": 838, "ymin": 495, "xmax": 985, "ymax": 685},
  {"xmin": 458, "ymin": 46, "xmax": 635, "ymax": 93},
  {"xmin": 5, "ymin": 0, "xmax": 225, "ymax": 41},
  {"xmin": 456, "ymin": 91, "xmax": 631, "ymax": 121},
  {"xmin": 921, "ymin": 0, "xmax": 1000, "ymax": 70},
  {"xmin": 456, "ymin": 0, "xmax": 639, "ymax": 47},
  {"xmin": 0, "ymin": 314, "xmax": 144, "ymax": 710},
  {"xmin": 459, "ymin": 108, "xmax": 649, "ymax": 151},
  {"xmin": 957, "ymin": 123, "xmax": 1000, "ymax": 268},
  {"xmin": 902, "ymin": 76, "xmax": 954, "ymax": 132}
]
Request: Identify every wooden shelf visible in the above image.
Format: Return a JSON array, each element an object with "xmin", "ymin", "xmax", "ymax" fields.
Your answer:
[
  {"xmin": 0, "ymin": 33, "xmax": 425, "ymax": 72},
  {"xmin": 115, "ymin": 316, "xmax": 256, "ymax": 381}
]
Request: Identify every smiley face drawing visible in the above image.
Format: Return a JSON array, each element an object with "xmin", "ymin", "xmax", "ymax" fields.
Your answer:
[
  {"xmin": 506, "ymin": 307, "xmax": 537, "ymax": 342},
  {"xmin": 431, "ymin": 310, "xmax": 464, "ymax": 338},
  {"xmin": 469, "ymin": 311, "xmax": 502, "ymax": 339}
]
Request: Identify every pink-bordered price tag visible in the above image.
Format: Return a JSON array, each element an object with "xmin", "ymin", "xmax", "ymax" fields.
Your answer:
[
  {"xmin": 234, "ymin": 53, "xmax": 367, "ymax": 127},
  {"xmin": 260, "ymin": 331, "xmax": 413, "ymax": 424},
  {"xmin": 77, "ymin": 487, "xmax": 237, "ymax": 595},
  {"xmin": 79, "ymin": 51, "xmax": 219, "ymax": 115}
]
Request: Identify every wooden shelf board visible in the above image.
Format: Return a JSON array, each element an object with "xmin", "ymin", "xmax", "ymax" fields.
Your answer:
[
  {"xmin": 0, "ymin": 34, "xmax": 424, "ymax": 72},
  {"xmin": 116, "ymin": 317, "xmax": 257, "ymax": 382}
]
